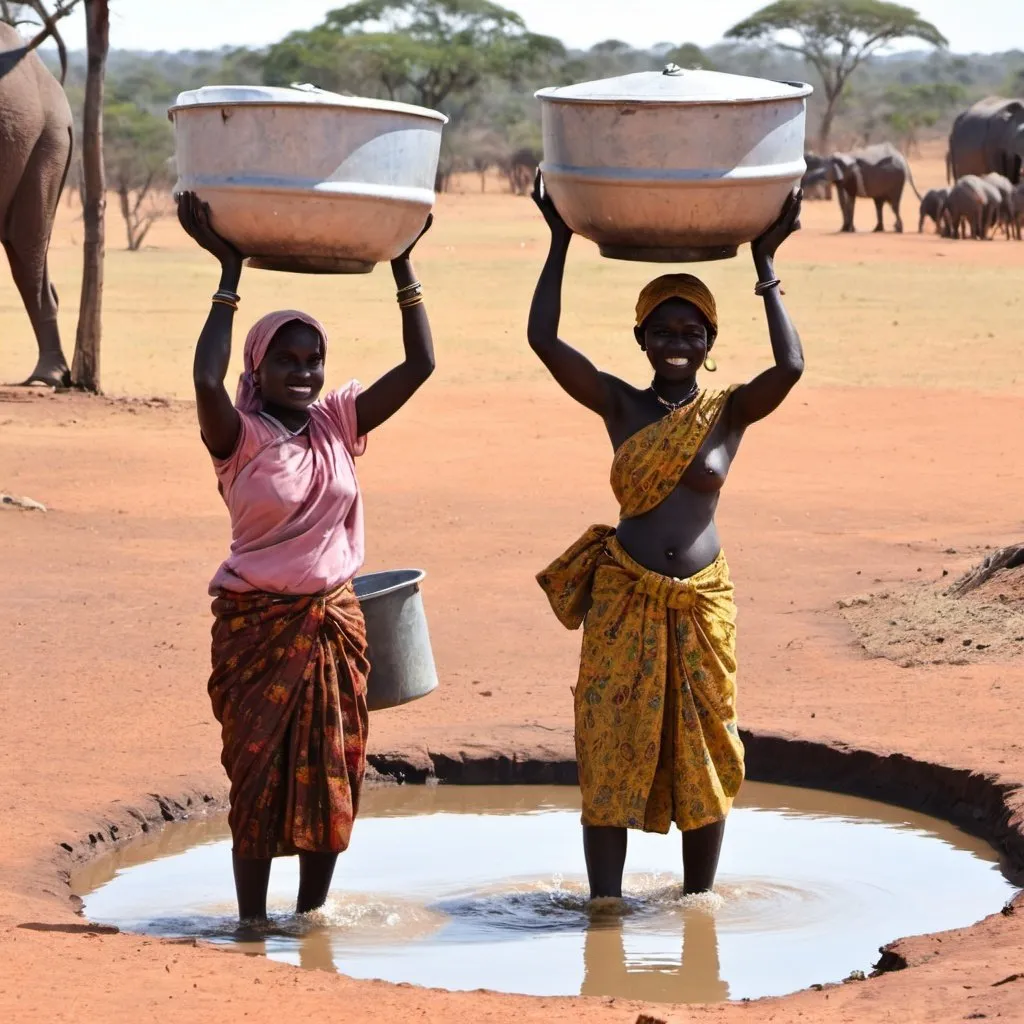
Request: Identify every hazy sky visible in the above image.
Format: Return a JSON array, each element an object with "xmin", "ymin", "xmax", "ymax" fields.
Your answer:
[{"xmin": 40, "ymin": 0, "xmax": 1022, "ymax": 55}]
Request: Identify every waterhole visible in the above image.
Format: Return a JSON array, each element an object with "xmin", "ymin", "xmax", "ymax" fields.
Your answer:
[{"xmin": 75, "ymin": 782, "xmax": 1018, "ymax": 1003}]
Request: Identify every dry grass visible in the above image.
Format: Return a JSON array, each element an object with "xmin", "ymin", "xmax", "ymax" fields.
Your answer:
[{"xmin": 2, "ymin": 147, "xmax": 1024, "ymax": 399}]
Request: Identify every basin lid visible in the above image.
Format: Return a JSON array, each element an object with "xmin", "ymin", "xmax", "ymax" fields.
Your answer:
[
  {"xmin": 535, "ymin": 65, "xmax": 812, "ymax": 105},
  {"xmin": 169, "ymin": 84, "xmax": 448, "ymax": 123}
]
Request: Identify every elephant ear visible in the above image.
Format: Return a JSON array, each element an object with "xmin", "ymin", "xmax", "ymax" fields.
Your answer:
[
  {"xmin": 826, "ymin": 153, "xmax": 852, "ymax": 184},
  {"xmin": 832, "ymin": 154, "xmax": 866, "ymax": 196}
]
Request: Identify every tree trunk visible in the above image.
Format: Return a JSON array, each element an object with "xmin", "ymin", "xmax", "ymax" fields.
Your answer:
[
  {"xmin": 71, "ymin": 0, "xmax": 108, "ymax": 393},
  {"xmin": 118, "ymin": 183, "xmax": 132, "ymax": 250},
  {"xmin": 817, "ymin": 88, "xmax": 841, "ymax": 154}
]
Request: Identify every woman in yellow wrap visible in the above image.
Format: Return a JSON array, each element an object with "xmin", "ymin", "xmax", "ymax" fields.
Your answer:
[{"xmin": 528, "ymin": 172, "xmax": 804, "ymax": 899}]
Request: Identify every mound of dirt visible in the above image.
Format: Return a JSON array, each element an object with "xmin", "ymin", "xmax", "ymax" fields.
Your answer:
[{"xmin": 838, "ymin": 552, "xmax": 1024, "ymax": 668}]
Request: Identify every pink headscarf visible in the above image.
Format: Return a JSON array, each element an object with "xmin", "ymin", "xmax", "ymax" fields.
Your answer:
[{"xmin": 235, "ymin": 309, "xmax": 329, "ymax": 412}]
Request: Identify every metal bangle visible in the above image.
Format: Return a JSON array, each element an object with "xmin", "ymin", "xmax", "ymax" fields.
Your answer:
[
  {"xmin": 211, "ymin": 296, "xmax": 238, "ymax": 310},
  {"xmin": 213, "ymin": 289, "xmax": 240, "ymax": 303},
  {"xmin": 398, "ymin": 295, "xmax": 425, "ymax": 310},
  {"xmin": 754, "ymin": 278, "xmax": 781, "ymax": 296},
  {"xmin": 396, "ymin": 281, "xmax": 421, "ymax": 297}
]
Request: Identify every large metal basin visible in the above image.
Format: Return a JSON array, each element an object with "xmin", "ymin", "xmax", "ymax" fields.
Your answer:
[
  {"xmin": 536, "ymin": 66, "xmax": 812, "ymax": 262},
  {"xmin": 354, "ymin": 569, "xmax": 438, "ymax": 712},
  {"xmin": 169, "ymin": 86, "xmax": 447, "ymax": 274}
]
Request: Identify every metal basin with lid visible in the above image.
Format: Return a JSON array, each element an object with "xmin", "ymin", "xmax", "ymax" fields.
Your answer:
[
  {"xmin": 169, "ymin": 85, "xmax": 448, "ymax": 274},
  {"xmin": 535, "ymin": 65, "xmax": 812, "ymax": 262}
]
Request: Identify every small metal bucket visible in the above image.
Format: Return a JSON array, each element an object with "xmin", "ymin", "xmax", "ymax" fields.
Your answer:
[{"xmin": 354, "ymin": 569, "xmax": 438, "ymax": 712}]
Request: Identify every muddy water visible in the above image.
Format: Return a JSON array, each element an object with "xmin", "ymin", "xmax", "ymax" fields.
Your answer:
[{"xmin": 75, "ymin": 783, "xmax": 1018, "ymax": 1003}]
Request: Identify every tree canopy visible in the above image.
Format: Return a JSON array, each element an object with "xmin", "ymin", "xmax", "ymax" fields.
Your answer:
[
  {"xmin": 667, "ymin": 42, "xmax": 716, "ymax": 71},
  {"xmin": 874, "ymin": 81, "xmax": 967, "ymax": 151},
  {"xmin": 263, "ymin": 0, "xmax": 564, "ymax": 112},
  {"xmin": 726, "ymin": 0, "xmax": 947, "ymax": 149}
]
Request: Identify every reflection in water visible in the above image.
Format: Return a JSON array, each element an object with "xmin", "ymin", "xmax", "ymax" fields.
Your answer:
[
  {"xmin": 583, "ymin": 906, "xmax": 729, "ymax": 1004},
  {"xmin": 76, "ymin": 783, "xmax": 1019, "ymax": 1003},
  {"xmin": 297, "ymin": 925, "xmax": 336, "ymax": 973}
]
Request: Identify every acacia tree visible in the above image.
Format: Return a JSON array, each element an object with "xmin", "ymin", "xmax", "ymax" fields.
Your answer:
[
  {"xmin": 104, "ymin": 101, "xmax": 175, "ymax": 250},
  {"xmin": 264, "ymin": 0, "xmax": 564, "ymax": 111},
  {"xmin": 726, "ymin": 0, "xmax": 947, "ymax": 151}
]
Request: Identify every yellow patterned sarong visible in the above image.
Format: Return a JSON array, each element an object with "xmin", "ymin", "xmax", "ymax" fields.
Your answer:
[{"xmin": 537, "ymin": 389, "xmax": 744, "ymax": 833}]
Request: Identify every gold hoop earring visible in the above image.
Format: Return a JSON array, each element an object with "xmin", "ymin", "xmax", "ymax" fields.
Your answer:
[{"xmin": 704, "ymin": 356, "xmax": 717, "ymax": 373}]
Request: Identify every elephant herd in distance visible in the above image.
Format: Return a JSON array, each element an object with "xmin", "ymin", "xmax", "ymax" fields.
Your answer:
[{"xmin": 802, "ymin": 97, "xmax": 1024, "ymax": 242}]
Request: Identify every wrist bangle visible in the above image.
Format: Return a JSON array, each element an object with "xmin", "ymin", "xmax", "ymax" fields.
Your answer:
[
  {"xmin": 396, "ymin": 281, "xmax": 421, "ymax": 298},
  {"xmin": 754, "ymin": 278, "xmax": 781, "ymax": 296},
  {"xmin": 398, "ymin": 295, "xmax": 424, "ymax": 310},
  {"xmin": 211, "ymin": 296, "xmax": 238, "ymax": 310},
  {"xmin": 213, "ymin": 289, "xmax": 239, "ymax": 309}
]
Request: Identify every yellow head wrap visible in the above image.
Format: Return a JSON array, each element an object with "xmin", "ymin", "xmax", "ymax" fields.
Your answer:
[{"xmin": 635, "ymin": 274, "xmax": 718, "ymax": 337}]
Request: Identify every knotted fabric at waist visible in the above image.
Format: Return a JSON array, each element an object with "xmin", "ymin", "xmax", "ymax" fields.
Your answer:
[{"xmin": 536, "ymin": 524, "xmax": 729, "ymax": 629}]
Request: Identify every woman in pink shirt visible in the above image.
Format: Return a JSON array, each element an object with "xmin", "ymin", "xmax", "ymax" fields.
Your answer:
[{"xmin": 177, "ymin": 192, "xmax": 435, "ymax": 926}]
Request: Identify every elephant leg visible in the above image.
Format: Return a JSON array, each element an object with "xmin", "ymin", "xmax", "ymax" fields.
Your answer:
[
  {"xmin": 3, "ymin": 127, "xmax": 71, "ymax": 388},
  {"xmin": 982, "ymin": 207, "xmax": 993, "ymax": 239},
  {"xmin": 873, "ymin": 197, "xmax": 886, "ymax": 232},
  {"xmin": 891, "ymin": 194, "xmax": 903, "ymax": 234},
  {"xmin": 839, "ymin": 192, "xmax": 856, "ymax": 232}
]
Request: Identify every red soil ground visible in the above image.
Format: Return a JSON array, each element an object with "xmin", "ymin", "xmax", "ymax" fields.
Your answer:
[{"xmin": 1, "ymin": 152, "xmax": 1023, "ymax": 1021}]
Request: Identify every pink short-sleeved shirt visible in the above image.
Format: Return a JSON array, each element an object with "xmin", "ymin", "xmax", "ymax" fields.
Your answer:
[{"xmin": 209, "ymin": 382, "xmax": 366, "ymax": 596}]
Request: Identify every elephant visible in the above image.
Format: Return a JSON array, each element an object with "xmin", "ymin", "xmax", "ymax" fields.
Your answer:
[
  {"xmin": 981, "ymin": 172, "xmax": 1018, "ymax": 239},
  {"xmin": 947, "ymin": 97, "xmax": 1024, "ymax": 186},
  {"xmin": 940, "ymin": 175, "xmax": 1002, "ymax": 240},
  {"xmin": 799, "ymin": 152, "xmax": 831, "ymax": 199},
  {"xmin": 918, "ymin": 187, "xmax": 949, "ymax": 233},
  {"xmin": 804, "ymin": 142, "xmax": 921, "ymax": 233},
  {"xmin": 1014, "ymin": 182, "xmax": 1024, "ymax": 239},
  {"xmin": 503, "ymin": 146, "xmax": 541, "ymax": 196},
  {"xmin": 0, "ymin": 23, "xmax": 74, "ymax": 387}
]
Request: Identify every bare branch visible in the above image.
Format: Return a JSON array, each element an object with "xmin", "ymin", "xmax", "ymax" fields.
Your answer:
[
  {"xmin": 131, "ymin": 171, "xmax": 155, "ymax": 215},
  {"xmin": 20, "ymin": 0, "xmax": 81, "ymax": 82},
  {"xmin": 133, "ymin": 217, "xmax": 155, "ymax": 251}
]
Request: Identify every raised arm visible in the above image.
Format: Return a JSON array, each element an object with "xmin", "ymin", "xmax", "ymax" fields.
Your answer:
[
  {"xmin": 730, "ymin": 189, "xmax": 805, "ymax": 428},
  {"xmin": 355, "ymin": 216, "xmax": 436, "ymax": 436},
  {"xmin": 527, "ymin": 172, "xmax": 615, "ymax": 417},
  {"xmin": 178, "ymin": 192, "xmax": 243, "ymax": 459}
]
